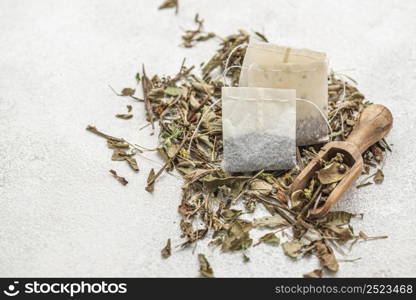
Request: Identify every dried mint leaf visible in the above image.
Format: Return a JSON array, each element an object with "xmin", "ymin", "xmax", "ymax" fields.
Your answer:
[
  {"xmin": 282, "ymin": 240, "xmax": 303, "ymax": 258},
  {"xmin": 253, "ymin": 215, "xmax": 289, "ymax": 229},
  {"xmin": 109, "ymin": 169, "xmax": 128, "ymax": 186},
  {"xmin": 198, "ymin": 254, "xmax": 214, "ymax": 278},
  {"xmin": 303, "ymin": 269, "xmax": 323, "ymax": 278},
  {"xmin": 161, "ymin": 239, "xmax": 171, "ymax": 258},
  {"xmin": 121, "ymin": 88, "xmax": 135, "ymax": 96}
]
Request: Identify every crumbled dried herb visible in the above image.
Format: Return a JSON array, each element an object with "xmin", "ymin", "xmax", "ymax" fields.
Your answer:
[
  {"xmin": 181, "ymin": 14, "xmax": 215, "ymax": 48},
  {"xmin": 87, "ymin": 18, "xmax": 391, "ymax": 277}
]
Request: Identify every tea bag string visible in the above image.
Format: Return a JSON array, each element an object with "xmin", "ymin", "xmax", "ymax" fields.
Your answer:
[
  {"xmin": 295, "ymin": 98, "xmax": 333, "ymax": 137},
  {"xmin": 190, "ymin": 43, "xmax": 245, "ymax": 153},
  {"xmin": 222, "ymin": 43, "xmax": 247, "ymax": 85}
]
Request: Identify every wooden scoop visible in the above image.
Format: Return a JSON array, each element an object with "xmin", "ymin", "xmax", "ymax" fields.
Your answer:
[{"xmin": 289, "ymin": 104, "xmax": 393, "ymax": 218}]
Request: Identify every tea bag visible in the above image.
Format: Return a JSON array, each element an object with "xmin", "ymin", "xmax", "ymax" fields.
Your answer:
[
  {"xmin": 239, "ymin": 41, "xmax": 329, "ymax": 146},
  {"xmin": 222, "ymin": 87, "xmax": 296, "ymax": 173}
]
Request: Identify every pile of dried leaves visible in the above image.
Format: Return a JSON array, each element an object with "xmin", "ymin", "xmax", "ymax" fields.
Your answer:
[{"xmin": 87, "ymin": 20, "xmax": 390, "ymax": 278}]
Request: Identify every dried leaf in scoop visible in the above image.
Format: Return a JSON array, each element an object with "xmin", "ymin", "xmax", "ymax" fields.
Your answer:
[{"xmin": 317, "ymin": 162, "xmax": 348, "ymax": 184}]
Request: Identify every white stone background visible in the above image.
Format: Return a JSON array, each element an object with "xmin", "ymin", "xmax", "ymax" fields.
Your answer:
[{"xmin": 0, "ymin": 0, "xmax": 415, "ymax": 277}]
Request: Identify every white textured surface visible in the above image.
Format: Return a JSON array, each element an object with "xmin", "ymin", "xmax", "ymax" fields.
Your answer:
[{"xmin": 1, "ymin": 0, "xmax": 416, "ymax": 277}]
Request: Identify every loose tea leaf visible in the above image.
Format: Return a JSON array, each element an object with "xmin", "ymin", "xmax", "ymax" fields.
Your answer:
[
  {"xmin": 145, "ymin": 168, "xmax": 156, "ymax": 192},
  {"xmin": 282, "ymin": 240, "xmax": 303, "ymax": 258},
  {"xmin": 242, "ymin": 253, "xmax": 250, "ymax": 263},
  {"xmin": 126, "ymin": 157, "xmax": 139, "ymax": 171},
  {"xmin": 256, "ymin": 232, "xmax": 280, "ymax": 246},
  {"xmin": 161, "ymin": 239, "xmax": 171, "ymax": 258},
  {"xmin": 121, "ymin": 88, "xmax": 135, "ymax": 96},
  {"xmin": 109, "ymin": 169, "xmax": 128, "ymax": 186},
  {"xmin": 303, "ymin": 269, "xmax": 323, "ymax": 278},
  {"xmin": 158, "ymin": 0, "xmax": 178, "ymax": 14},
  {"xmin": 374, "ymin": 169, "xmax": 384, "ymax": 184},
  {"xmin": 253, "ymin": 215, "xmax": 289, "ymax": 229},
  {"xmin": 198, "ymin": 254, "xmax": 214, "ymax": 278},
  {"xmin": 116, "ymin": 114, "xmax": 133, "ymax": 120}
]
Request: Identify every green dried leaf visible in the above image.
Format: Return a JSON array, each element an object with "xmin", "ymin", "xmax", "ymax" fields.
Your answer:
[
  {"xmin": 107, "ymin": 139, "xmax": 129, "ymax": 149},
  {"xmin": 300, "ymin": 229, "xmax": 323, "ymax": 246},
  {"xmin": 320, "ymin": 211, "xmax": 355, "ymax": 227},
  {"xmin": 109, "ymin": 169, "xmax": 128, "ymax": 186},
  {"xmin": 203, "ymin": 175, "xmax": 249, "ymax": 197},
  {"xmin": 145, "ymin": 168, "xmax": 156, "ymax": 192},
  {"xmin": 121, "ymin": 88, "xmax": 135, "ymax": 96},
  {"xmin": 374, "ymin": 169, "xmax": 384, "ymax": 184},
  {"xmin": 328, "ymin": 225, "xmax": 354, "ymax": 241},
  {"xmin": 221, "ymin": 209, "xmax": 243, "ymax": 222},
  {"xmin": 258, "ymin": 232, "xmax": 280, "ymax": 246},
  {"xmin": 253, "ymin": 215, "xmax": 288, "ymax": 229},
  {"xmin": 161, "ymin": 239, "xmax": 171, "ymax": 258},
  {"xmin": 116, "ymin": 114, "xmax": 133, "ymax": 120},
  {"xmin": 164, "ymin": 86, "xmax": 183, "ymax": 96},
  {"xmin": 198, "ymin": 254, "xmax": 214, "ymax": 278},
  {"xmin": 126, "ymin": 157, "xmax": 139, "ymax": 171},
  {"xmin": 254, "ymin": 31, "xmax": 268, "ymax": 42},
  {"xmin": 242, "ymin": 253, "xmax": 250, "ymax": 263},
  {"xmin": 315, "ymin": 242, "xmax": 339, "ymax": 272},
  {"xmin": 221, "ymin": 220, "xmax": 253, "ymax": 252},
  {"xmin": 249, "ymin": 179, "xmax": 273, "ymax": 195},
  {"xmin": 303, "ymin": 269, "xmax": 323, "ymax": 278},
  {"xmin": 282, "ymin": 240, "xmax": 303, "ymax": 258}
]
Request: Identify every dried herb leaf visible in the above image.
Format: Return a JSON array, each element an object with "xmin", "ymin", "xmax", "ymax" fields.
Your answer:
[
  {"xmin": 158, "ymin": 0, "xmax": 178, "ymax": 13},
  {"xmin": 164, "ymin": 86, "xmax": 183, "ymax": 96},
  {"xmin": 253, "ymin": 215, "xmax": 288, "ymax": 229},
  {"xmin": 374, "ymin": 169, "xmax": 384, "ymax": 184},
  {"xmin": 317, "ymin": 162, "xmax": 348, "ymax": 184},
  {"xmin": 303, "ymin": 269, "xmax": 323, "ymax": 278},
  {"xmin": 109, "ymin": 169, "xmax": 128, "ymax": 186},
  {"xmin": 198, "ymin": 254, "xmax": 214, "ymax": 278},
  {"xmin": 116, "ymin": 114, "xmax": 133, "ymax": 120},
  {"xmin": 242, "ymin": 253, "xmax": 250, "ymax": 263},
  {"xmin": 222, "ymin": 220, "xmax": 253, "ymax": 252},
  {"xmin": 121, "ymin": 88, "xmax": 135, "ymax": 96},
  {"xmin": 161, "ymin": 239, "xmax": 171, "ymax": 258},
  {"xmin": 145, "ymin": 168, "xmax": 156, "ymax": 192},
  {"xmin": 126, "ymin": 157, "xmax": 139, "ymax": 171},
  {"xmin": 107, "ymin": 139, "xmax": 129, "ymax": 149},
  {"xmin": 257, "ymin": 232, "xmax": 280, "ymax": 246},
  {"xmin": 282, "ymin": 240, "xmax": 303, "ymax": 258}
]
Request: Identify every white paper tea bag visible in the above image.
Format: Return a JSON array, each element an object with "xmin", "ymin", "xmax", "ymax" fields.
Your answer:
[
  {"xmin": 222, "ymin": 87, "xmax": 296, "ymax": 173},
  {"xmin": 239, "ymin": 41, "xmax": 329, "ymax": 146}
]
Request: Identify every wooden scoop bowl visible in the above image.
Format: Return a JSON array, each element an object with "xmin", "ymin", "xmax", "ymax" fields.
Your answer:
[{"xmin": 289, "ymin": 104, "xmax": 393, "ymax": 218}]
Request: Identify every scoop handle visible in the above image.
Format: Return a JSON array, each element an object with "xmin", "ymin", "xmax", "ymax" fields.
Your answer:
[{"xmin": 346, "ymin": 104, "xmax": 393, "ymax": 154}]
